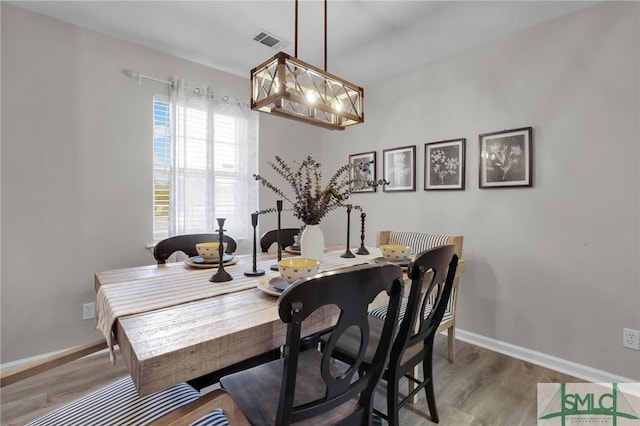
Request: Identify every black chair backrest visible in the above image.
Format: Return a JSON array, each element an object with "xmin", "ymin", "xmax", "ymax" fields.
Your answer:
[
  {"xmin": 391, "ymin": 244, "xmax": 459, "ymax": 367},
  {"xmin": 259, "ymin": 228, "xmax": 300, "ymax": 252},
  {"xmin": 276, "ymin": 263, "xmax": 404, "ymax": 425},
  {"xmin": 153, "ymin": 233, "xmax": 237, "ymax": 264}
]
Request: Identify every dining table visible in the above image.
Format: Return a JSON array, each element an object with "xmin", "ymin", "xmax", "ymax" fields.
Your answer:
[{"xmin": 94, "ymin": 245, "xmax": 386, "ymax": 396}]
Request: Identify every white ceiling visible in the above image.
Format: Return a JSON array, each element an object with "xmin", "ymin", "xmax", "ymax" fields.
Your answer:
[{"xmin": 9, "ymin": 1, "xmax": 596, "ymax": 86}]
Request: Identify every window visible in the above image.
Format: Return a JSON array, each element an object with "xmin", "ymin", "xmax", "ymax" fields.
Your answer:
[
  {"xmin": 152, "ymin": 95, "xmax": 258, "ymax": 249},
  {"xmin": 153, "ymin": 98, "xmax": 171, "ymax": 242}
]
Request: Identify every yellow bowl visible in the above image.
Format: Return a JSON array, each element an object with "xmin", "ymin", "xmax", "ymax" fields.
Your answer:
[
  {"xmin": 278, "ymin": 258, "xmax": 320, "ymax": 284},
  {"xmin": 381, "ymin": 244, "xmax": 411, "ymax": 263},
  {"xmin": 196, "ymin": 242, "xmax": 227, "ymax": 261}
]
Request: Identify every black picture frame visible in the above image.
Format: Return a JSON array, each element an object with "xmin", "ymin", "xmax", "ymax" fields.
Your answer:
[
  {"xmin": 479, "ymin": 127, "xmax": 533, "ymax": 188},
  {"xmin": 383, "ymin": 145, "xmax": 416, "ymax": 192},
  {"xmin": 424, "ymin": 139, "xmax": 466, "ymax": 190},
  {"xmin": 348, "ymin": 151, "xmax": 377, "ymax": 193}
]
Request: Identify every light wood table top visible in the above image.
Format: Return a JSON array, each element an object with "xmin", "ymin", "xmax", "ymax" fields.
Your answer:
[{"xmin": 94, "ymin": 248, "xmax": 371, "ymax": 396}]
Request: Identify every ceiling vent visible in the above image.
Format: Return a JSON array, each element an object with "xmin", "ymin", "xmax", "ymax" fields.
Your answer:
[{"xmin": 252, "ymin": 30, "xmax": 289, "ymax": 50}]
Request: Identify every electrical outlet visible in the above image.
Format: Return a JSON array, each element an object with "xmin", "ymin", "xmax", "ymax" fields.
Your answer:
[
  {"xmin": 83, "ymin": 302, "xmax": 95, "ymax": 320},
  {"xmin": 623, "ymin": 328, "xmax": 640, "ymax": 350}
]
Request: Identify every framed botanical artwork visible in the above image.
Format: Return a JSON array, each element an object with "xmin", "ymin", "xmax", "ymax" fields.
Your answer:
[
  {"xmin": 348, "ymin": 151, "xmax": 377, "ymax": 193},
  {"xmin": 424, "ymin": 139, "xmax": 466, "ymax": 190},
  {"xmin": 383, "ymin": 145, "xmax": 416, "ymax": 192},
  {"xmin": 479, "ymin": 127, "xmax": 533, "ymax": 188}
]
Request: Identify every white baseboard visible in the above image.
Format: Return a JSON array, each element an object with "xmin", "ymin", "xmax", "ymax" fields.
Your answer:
[
  {"xmin": 455, "ymin": 329, "xmax": 636, "ymax": 384},
  {"xmin": 1, "ymin": 349, "xmax": 63, "ymax": 373},
  {"xmin": 1, "ymin": 346, "xmax": 110, "ymax": 374}
]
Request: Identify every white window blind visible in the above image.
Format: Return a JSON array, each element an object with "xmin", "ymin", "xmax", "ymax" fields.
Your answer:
[
  {"xmin": 153, "ymin": 88, "xmax": 259, "ymax": 252},
  {"xmin": 153, "ymin": 98, "xmax": 171, "ymax": 242}
]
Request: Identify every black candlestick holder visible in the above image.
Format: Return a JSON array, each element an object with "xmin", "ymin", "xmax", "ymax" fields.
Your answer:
[
  {"xmin": 210, "ymin": 218, "xmax": 233, "ymax": 282},
  {"xmin": 341, "ymin": 205, "xmax": 356, "ymax": 258},
  {"xmin": 245, "ymin": 212, "xmax": 265, "ymax": 277},
  {"xmin": 270, "ymin": 200, "xmax": 283, "ymax": 271},
  {"xmin": 356, "ymin": 212, "xmax": 369, "ymax": 255}
]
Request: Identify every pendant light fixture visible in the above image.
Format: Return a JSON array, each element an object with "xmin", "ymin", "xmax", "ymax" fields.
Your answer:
[{"xmin": 250, "ymin": 0, "xmax": 364, "ymax": 130}]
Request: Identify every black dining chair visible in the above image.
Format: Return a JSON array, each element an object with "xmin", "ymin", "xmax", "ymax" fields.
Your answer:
[
  {"xmin": 217, "ymin": 263, "xmax": 404, "ymax": 426},
  {"xmin": 153, "ymin": 233, "xmax": 237, "ymax": 264},
  {"xmin": 324, "ymin": 245, "xmax": 459, "ymax": 424},
  {"xmin": 259, "ymin": 228, "xmax": 300, "ymax": 252}
]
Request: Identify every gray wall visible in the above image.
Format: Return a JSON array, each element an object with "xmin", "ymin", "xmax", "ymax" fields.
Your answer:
[
  {"xmin": 2, "ymin": 1, "xmax": 639, "ymax": 382},
  {"xmin": 0, "ymin": 4, "xmax": 319, "ymax": 362},
  {"xmin": 320, "ymin": 1, "xmax": 640, "ymax": 380},
  {"xmin": 255, "ymin": 114, "xmax": 322, "ymax": 233}
]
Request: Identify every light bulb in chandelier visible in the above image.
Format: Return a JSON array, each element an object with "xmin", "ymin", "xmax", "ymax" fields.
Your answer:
[{"xmin": 306, "ymin": 90, "xmax": 317, "ymax": 103}]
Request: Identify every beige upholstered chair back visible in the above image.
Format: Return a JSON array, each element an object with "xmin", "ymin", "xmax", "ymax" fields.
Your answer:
[
  {"xmin": 377, "ymin": 231, "xmax": 463, "ymax": 258},
  {"xmin": 376, "ymin": 230, "xmax": 464, "ymax": 363}
]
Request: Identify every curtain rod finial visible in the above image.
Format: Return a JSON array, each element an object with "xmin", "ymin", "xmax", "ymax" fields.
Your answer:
[{"xmin": 122, "ymin": 69, "xmax": 142, "ymax": 84}]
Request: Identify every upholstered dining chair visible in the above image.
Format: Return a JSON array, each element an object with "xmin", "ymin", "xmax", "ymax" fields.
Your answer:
[
  {"xmin": 325, "ymin": 245, "xmax": 459, "ymax": 425},
  {"xmin": 259, "ymin": 228, "xmax": 299, "ymax": 252},
  {"xmin": 375, "ymin": 231, "xmax": 464, "ymax": 362},
  {"xmin": 153, "ymin": 233, "xmax": 237, "ymax": 264},
  {"xmin": 213, "ymin": 263, "xmax": 404, "ymax": 426},
  {"xmin": 0, "ymin": 339, "xmax": 238, "ymax": 426}
]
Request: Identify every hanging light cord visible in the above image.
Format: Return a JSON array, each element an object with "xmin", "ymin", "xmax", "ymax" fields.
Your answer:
[
  {"xmin": 293, "ymin": 0, "xmax": 328, "ymax": 71},
  {"xmin": 294, "ymin": 0, "xmax": 298, "ymax": 58},
  {"xmin": 324, "ymin": 0, "xmax": 327, "ymax": 71}
]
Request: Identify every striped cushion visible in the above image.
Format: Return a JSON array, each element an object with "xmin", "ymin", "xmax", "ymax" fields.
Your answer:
[
  {"xmin": 369, "ymin": 288, "xmax": 456, "ymax": 325},
  {"xmin": 388, "ymin": 232, "xmax": 451, "ymax": 254},
  {"xmin": 189, "ymin": 410, "xmax": 232, "ymax": 426},
  {"xmin": 27, "ymin": 376, "xmax": 230, "ymax": 426}
]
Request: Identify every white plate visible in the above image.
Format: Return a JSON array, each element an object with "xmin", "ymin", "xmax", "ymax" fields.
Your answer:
[
  {"xmin": 284, "ymin": 246, "xmax": 330, "ymax": 255},
  {"xmin": 372, "ymin": 256, "xmax": 410, "ymax": 270},
  {"xmin": 184, "ymin": 255, "xmax": 238, "ymax": 269},
  {"xmin": 257, "ymin": 274, "xmax": 290, "ymax": 297},
  {"xmin": 191, "ymin": 254, "xmax": 234, "ymax": 264}
]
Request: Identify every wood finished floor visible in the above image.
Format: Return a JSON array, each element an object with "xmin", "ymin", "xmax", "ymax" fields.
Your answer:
[{"xmin": 1, "ymin": 336, "xmax": 581, "ymax": 426}]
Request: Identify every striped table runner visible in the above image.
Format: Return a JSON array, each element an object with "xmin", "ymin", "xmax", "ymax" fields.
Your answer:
[{"xmin": 97, "ymin": 248, "xmax": 383, "ymax": 363}]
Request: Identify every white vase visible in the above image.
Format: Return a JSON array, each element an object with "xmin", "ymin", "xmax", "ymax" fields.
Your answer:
[{"xmin": 301, "ymin": 224, "xmax": 324, "ymax": 262}]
